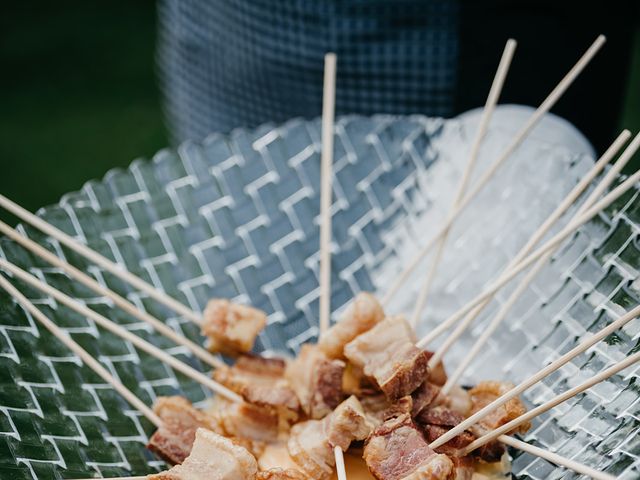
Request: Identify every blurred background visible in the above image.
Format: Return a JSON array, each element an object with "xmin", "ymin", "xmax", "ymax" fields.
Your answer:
[{"xmin": 1, "ymin": 0, "xmax": 639, "ymax": 226}]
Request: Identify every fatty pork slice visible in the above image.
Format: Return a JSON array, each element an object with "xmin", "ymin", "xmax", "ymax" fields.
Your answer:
[
  {"xmin": 363, "ymin": 414, "xmax": 454, "ymax": 480},
  {"xmin": 318, "ymin": 292, "xmax": 385, "ymax": 359},
  {"xmin": 148, "ymin": 428, "xmax": 258, "ymax": 480},
  {"xmin": 469, "ymin": 381, "xmax": 531, "ymax": 434},
  {"xmin": 288, "ymin": 396, "xmax": 373, "ymax": 480},
  {"xmin": 344, "ymin": 316, "xmax": 429, "ymax": 400},
  {"xmin": 256, "ymin": 469, "xmax": 307, "ymax": 480},
  {"xmin": 147, "ymin": 396, "xmax": 223, "ymax": 465},
  {"xmin": 202, "ymin": 299, "xmax": 267, "ymax": 355},
  {"xmin": 214, "ymin": 354, "xmax": 300, "ymax": 422},
  {"xmin": 286, "ymin": 344, "xmax": 345, "ymax": 419}
]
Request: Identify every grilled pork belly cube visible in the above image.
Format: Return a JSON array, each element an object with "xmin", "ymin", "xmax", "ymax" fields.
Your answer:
[
  {"xmin": 344, "ymin": 316, "xmax": 430, "ymax": 400},
  {"xmin": 210, "ymin": 396, "xmax": 280, "ymax": 445},
  {"xmin": 423, "ymin": 351, "xmax": 447, "ymax": 387},
  {"xmin": 202, "ymin": 299, "xmax": 267, "ymax": 355},
  {"xmin": 148, "ymin": 428, "xmax": 258, "ymax": 480},
  {"xmin": 469, "ymin": 381, "xmax": 531, "ymax": 434},
  {"xmin": 411, "ymin": 382, "xmax": 441, "ymax": 418},
  {"xmin": 416, "ymin": 406, "xmax": 475, "ymax": 457},
  {"xmin": 286, "ymin": 344, "xmax": 345, "ymax": 419},
  {"xmin": 147, "ymin": 396, "xmax": 223, "ymax": 464},
  {"xmin": 257, "ymin": 468, "xmax": 307, "ymax": 480},
  {"xmin": 213, "ymin": 355, "xmax": 300, "ymax": 422},
  {"xmin": 288, "ymin": 396, "xmax": 373, "ymax": 480},
  {"xmin": 451, "ymin": 456, "xmax": 475, "ymax": 480},
  {"xmin": 363, "ymin": 414, "xmax": 454, "ymax": 480},
  {"xmin": 318, "ymin": 292, "xmax": 385, "ymax": 359}
]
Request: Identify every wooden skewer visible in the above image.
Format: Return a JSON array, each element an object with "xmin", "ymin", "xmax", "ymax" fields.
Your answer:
[
  {"xmin": 428, "ymin": 303, "xmax": 640, "ymax": 450},
  {"xmin": 0, "ymin": 194, "xmax": 202, "ymax": 325},
  {"xmin": 319, "ymin": 52, "xmax": 337, "ymax": 337},
  {"xmin": 319, "ymin": 52, "xmax": 348, "ymax": 480},
  {"xmin": 381, "ymin": 35, "xmax": 606, "ymax": 307},
  {"xmin": 500, "ymin": 436, "xmax": 616, "ymax": 480},
  {"xmin": 0, "ymin": 273, "xmax": 163, "ymax": 428},
  {"xmin": 463, "ymin": 351, "xmax": 640, "ymax": 456},
  {"xmin": 334, "ymin": 445, "xmax": 347, "ymax": 480},
  {"xmin": 441, "ymin": 130, "xmax": 634, "ymax": 393},
  {"xmin": 409, "ymin": 39, "xmax": 517, "ymax": 327},
  {"xmin": 417, "ymin": 132, "xmax": 640, "ymax": 349},
  {"xmin": 0, "ymin": 220, "xmax": 225, "ymax": 370},
  {"xmin": 0, "ymin": 259, "xmax": 242, "ymax": 403}
]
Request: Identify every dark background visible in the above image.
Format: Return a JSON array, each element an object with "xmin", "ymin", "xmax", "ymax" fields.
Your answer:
[{"xmin": 0, "ymin": 1, "xmax": 638, "ymax": 226}]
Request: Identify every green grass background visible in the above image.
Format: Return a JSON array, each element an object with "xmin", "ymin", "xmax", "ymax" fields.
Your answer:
[{"xmin": 0, "ymin": 2, "xmax": 638, "ymax": 227}]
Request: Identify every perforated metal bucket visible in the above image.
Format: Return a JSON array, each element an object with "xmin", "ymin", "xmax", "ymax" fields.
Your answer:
[{"xmin": 0, "ymin": 112, "xmax": 637, "ymax": 479}]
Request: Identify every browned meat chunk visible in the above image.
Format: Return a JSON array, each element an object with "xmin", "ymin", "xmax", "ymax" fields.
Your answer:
[
  {"xmin": 423, "ymin": 351, "xmax": 447, "ymax": 387},
  {"xmin": 344, "ymin": 316, "xmax": 429, "ymax": 400},
  {"xmin": 214, "ymin": 354, "xmax": 300, "ymax": 422},
  {"xmin": 288, "ymin": 396, "xmax": 373, "ymax": 480},
  {"xmin": 202, "ymin": 299, "xmax": 267, "ymax": 355},
  {"xmin": 210, "ymin": 396, "xmax": 279, "ymax": 445},
  {"xmin": 318, "ymin": 292, "xmax": 385, "ymax": 359},
  {"xmin": 469, "ymin": 381, "xmax": 530, "ymax": 434},
  {"xmin": 363, "ymin": 414, "xmax": 454, "ymax": 480},
  {"xmin": 147, "ymin": 396, "xmax": 223, "ymax": 464},
  {"xmin": 257, "ymin": 468, "xmax": 307, "ymax": 480},
  {"xmin": 450, "ymin": 456, "xmax": 475, "ymax": 480},
  {"xmin": 411, "ymin": 382, "xmax": 441, "ymax": 418},
  {"xmin": 416, "ymin": 406, "xmax": 475, "ymax": 457},
  {"xmin": 286, "ymin": 344, "xmax": 345, "ymax": 419},
  {"xmin": 148, "ymin": 428, "xmax": 258, "ymax": 480}
]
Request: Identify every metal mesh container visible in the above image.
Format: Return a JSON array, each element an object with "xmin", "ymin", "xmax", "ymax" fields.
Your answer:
[{"xmin": 0, "ymin": 113, "xmax": 637, "ymax": 479}]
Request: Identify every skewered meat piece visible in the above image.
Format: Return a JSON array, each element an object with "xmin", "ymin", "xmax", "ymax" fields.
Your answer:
[
  {"xmin": 147, "ymin": 396, "xmax": 223, "ymax": 464},
  {"xmin": 288, "ymin": 396, "xmax": 373, "ymax": 480},
  {"xmin": 344, "ymin": 316, "xmax": 430, "ymax": 400},
  {"xmin": 210, "ymin": 396, "xmax": 280, "ymax": 445},
  {"xmin": 363, "ymin": 413, "xmax": 454, "ymax": 480},
  {"xmin": 202, "ymin": 299, "xmax": 267, "ymax": 355},
  {"xmin": 149, "ymin": 428, "xmax": 258, "ymax": 480},
  {"xmin": 469, "ymin": 381, "xmax": 531, "ymax": 434},
  {"xmin": 213, "ymin": 354, "xmax": 300, "ymax": 422},
  {"xmin": 411, "ymin": 382, "xmax": 441, "ymax": 418},
  {"xmin": 285, "ymin": 344, "xmax": 345, "ymax": 419},
  {"xmin": 318, "ymin": 292, "xmax": 385, "ymax": 359},
  {"xmin": 423, "ymin": 351, "xmax": 447, "ymax": 387},
  {"xmin": 450, "ymin": 456, "xmax": 475, "ymax": 480},
  {"xmin": 257, "ymin": 468, "xmax": 307, "ymax": 480},
  {"xmin": 416, "ymin": 406, "xmax": 475, "ymax": 457}
]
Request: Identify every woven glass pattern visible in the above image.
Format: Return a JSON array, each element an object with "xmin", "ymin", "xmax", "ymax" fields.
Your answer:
[
  {"xmin": 157, "ymin": 0, "xmax": 459, "ymax": 143},
  {"xmin": 0, "ymin": 115, "xmax": 638, "ymax": 479}
]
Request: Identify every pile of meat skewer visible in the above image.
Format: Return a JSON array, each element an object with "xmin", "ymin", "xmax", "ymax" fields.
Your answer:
[{"xmin": 147, "ymin": 294, "xmax": 529, "ymax": 480}]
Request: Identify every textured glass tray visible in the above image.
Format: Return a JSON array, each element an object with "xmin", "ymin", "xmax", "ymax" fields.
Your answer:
[{"xmin": 0, "ymin": 115, "xmax": 638, "ymax": 479}]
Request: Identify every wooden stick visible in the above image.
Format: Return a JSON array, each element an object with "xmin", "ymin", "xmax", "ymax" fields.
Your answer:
[
  {"xmin": 320, "ymin": 52, "xmax": 347, "ymax": 480},
  {"xmin": 428, "ymin": 303, "xmax": 640, "ymax": 449},
  {"xmin": 0, "ymin": 259, "xmax": 242, "ymax": 403},
  {"xmin": 319, "ymin": 52, "xmax": 337, "ymax": 337},
  {"xmin": 441, "ymin": 130, "xmax": 633, "ymax": 393},
  {"xmin": 417, "ymin": 132, "xmax": 640, "ymax": 349},
  {"xmin": 500, "ymin": 436, "xmax": 616, "ymax": 480},
  {"xmin": 334, "ymin": 445, "xmax": 347, "ymax": 480},
  {"xmin": 0, "ymin": 274, "xmax": 163, "ymax": 428},
  {"xmin": 462, "ymin": 351, "xmax": 640, "ymax": 456},
  {"xmin": 381, "ymin": 35, "xmax": 606, "ymax": 307},
  {"xmin": 0, "ymin": 194, "xmax": 202, "ymax": 325},
  {"xmin": 0, "ymin": 220, "xmax": 225, "ymax": 370},
  {"xmin": 409, "ymin": 39, "xmax": 517, "ymax": 327}
]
